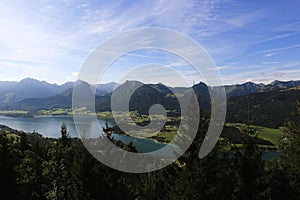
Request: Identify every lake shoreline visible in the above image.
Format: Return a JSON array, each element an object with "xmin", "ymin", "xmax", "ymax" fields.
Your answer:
[{"xmin": 0, "ymin": 115, "xmax": 175, "ymax": 154}]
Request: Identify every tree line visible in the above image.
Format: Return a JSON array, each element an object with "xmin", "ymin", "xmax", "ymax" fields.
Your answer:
[{"xmin": 0, "ymin": 104, "xmax": 299, "ymax": 200}]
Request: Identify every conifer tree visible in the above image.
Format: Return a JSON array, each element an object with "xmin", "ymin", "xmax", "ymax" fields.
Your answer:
[
  {"xmin": 233, "ymin": 125, "xmax": 266, "ymax": 200},
  {"xmin": 277, "ymin": 101, "xmax": 300, "ymax": 198}
]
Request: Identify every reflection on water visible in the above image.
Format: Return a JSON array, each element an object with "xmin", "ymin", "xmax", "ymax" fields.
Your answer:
[
  {"xmin": 0, "ymin": 115, "xmax": 107, "ymax": 138},
  {"xmin": 0, "ymin": 115, "xmax": 277, "ymax": 159},
  {"xmin": 0, "ymin": 115, "xmax": 179, "ymax": 157}
]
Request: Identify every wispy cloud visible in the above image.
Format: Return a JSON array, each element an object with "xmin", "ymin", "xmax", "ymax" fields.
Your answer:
[
  {"xmin": 264, "ymin": 52, "xmax": 277, "ymax": 57},
  {"xmin": 255, "ymin": 33, "xmax": 292, "ymax": 44},
  {"xmin": 218, "ymin": 61, "xmax": 300, "ymax": 84},
  {"xmin": 261, "ymin": 43, "xmax": 300, "ymax": 53},
  {"xmin": 0, "ymin": 0, "xmax": 299, "ymax": 85},
  {"xmin": 277, "ymin": 20, "xmax": 300, "ymax": 32},
  {"xmin": 67, "ymin": 72, "xmax": 79, "ymax": 82},
  {"xmin": 261, "ymin": 61, "xmax": 281, "ymax": 65}
]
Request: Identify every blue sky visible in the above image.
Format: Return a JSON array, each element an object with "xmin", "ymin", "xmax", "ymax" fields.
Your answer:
[{"xmin": 0, "ymin": 0, "xmax": 300, "ymax": 86}]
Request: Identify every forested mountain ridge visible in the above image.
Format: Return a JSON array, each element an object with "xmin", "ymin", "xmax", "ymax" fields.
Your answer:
[
  {"xmin": 222, "ymin": 80, "xmax": 300, "ymax": 98},
  {"xmin": 227, "ymin": 86, "xmax": 300, "ymax": 128},
  {"xmin": 1, "ymin": 79, "xmax": 300, "ymax": 128},
  {"xmin": 1, "ymin": 78, "xmax": 299, "ymax": 105}
]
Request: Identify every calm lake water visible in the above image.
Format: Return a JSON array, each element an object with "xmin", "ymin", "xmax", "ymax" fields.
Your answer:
[
  {"xmin": 0, "ymin": 115, "xmax": 176, "ymax": 155},
  {"xmin": 0, "ymin": 115, "xmax": 278, "ymax": 159}
]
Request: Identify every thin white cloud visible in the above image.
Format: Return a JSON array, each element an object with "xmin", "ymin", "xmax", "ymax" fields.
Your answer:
[
  {"xmin": 264, "ymin": 52, "xmax": 277, "ymax": 57},
  {"xmin": 255, "ymin": 33, "xmax": 292, "ymax": 44},
  {"xmin": 261, "ymin": 61, "xmax": 281, "ymax": 65},
  {"xmin": 218, "ymin": 61, "xmax": 300, "ymax": 85},
  {"xmin": 67, "ymin": 72, "xmax": 79, "ymax": 81},
  {"xmin": 261, "ymin": 43, "xmax": 300, "ymax": 53},
  {"xmin": 79, "ymin": 3, "xmax": 89, "ymax": 8},
  {"xmin": 274, "ymin": 62, "xmax": 300, "ymax": 70},
  {"xmin": 0, "ymin": 0, "xmax": 299, "ymax": 85},
  {"xmin": 277, "ymin": 20, "xmax": 300, "ymax": 32}
]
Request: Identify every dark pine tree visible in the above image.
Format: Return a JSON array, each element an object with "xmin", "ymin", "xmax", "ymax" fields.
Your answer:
[{"xmin": 233, "ymin": 125, "xmax": 266, "ymax": 200}]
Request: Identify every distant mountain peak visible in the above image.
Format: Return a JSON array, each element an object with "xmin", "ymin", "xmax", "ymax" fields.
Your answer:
[
  {"xmin": 193, "ymin": 82, "xmax": 208, "ymax": 88},
  {"xmin": 243, "ymin": 81, "xmax": 256, "ymax": 85},
  {"xmin": 270, "ymin": 80, "xmax": 280, "ymax": 85},
  {"xmin": 74, "ymin": 79, "xmax": 89, "ymax": 85},
  {"xmin": 20, "ymin": 77, "xmax": 39, "ymax": 82},
  {"xmin": 124, "ymin": 80, "xmax": 144, "ymax": 85}
]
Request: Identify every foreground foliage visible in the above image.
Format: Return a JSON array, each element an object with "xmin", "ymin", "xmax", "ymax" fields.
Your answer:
[{"xmin": 0, "ymin": 104, "xmax": 299, "ymax": 199}]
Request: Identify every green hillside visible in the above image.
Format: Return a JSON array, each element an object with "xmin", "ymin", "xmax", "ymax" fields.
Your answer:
[{"xmin": 226, "ymin": 88, "xmax": 300, "ymax": 128}]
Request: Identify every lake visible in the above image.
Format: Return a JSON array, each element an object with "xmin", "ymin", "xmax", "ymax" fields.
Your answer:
[
  {"xmin": 0, "ymin": 115, "xmax": 176, "ymax": 155},
  {"xmin": 0, "ymin": 115, "xmax": 278, "ymax": 159}
]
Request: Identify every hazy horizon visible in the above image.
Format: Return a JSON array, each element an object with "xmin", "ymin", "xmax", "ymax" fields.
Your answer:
[{"xmin": 1, "ymin": 76, "xmax": 299, "ymax": 88}]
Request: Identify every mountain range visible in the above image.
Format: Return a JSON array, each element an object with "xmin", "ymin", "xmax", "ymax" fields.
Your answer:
[
  {"xmin": 1, "ymin": 78, "xmax": 300, "ymax": 128},
  {"xmin": 223, "ymin": 80, "xmax": 300, "ymax": 97},
  {"xmin": 0, "ymin": 78, "xmax": 118, "ymax": 107}
]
